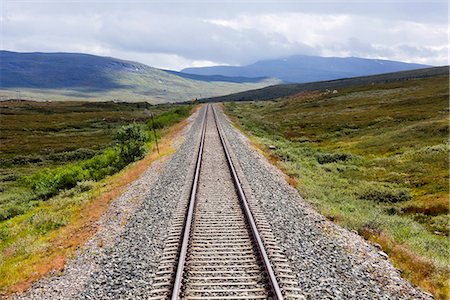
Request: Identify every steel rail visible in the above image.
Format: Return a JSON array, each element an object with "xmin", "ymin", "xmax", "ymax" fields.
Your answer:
[
  {"xmin": 171, "ymin": 105, "xmax": 208, "ymax": 300},
  {"xmin": 211, "ymin": 104, "xmax": 284, "ymax": 300}
]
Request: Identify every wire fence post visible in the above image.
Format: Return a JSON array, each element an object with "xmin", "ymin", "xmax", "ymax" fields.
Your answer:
[
  {"xmin": 146, "ymin": 109, "xmax": 160, "ymax": 154},
  {"xmin": 272, "ymin": 108, "xmax": 275, "ymax": 141}
]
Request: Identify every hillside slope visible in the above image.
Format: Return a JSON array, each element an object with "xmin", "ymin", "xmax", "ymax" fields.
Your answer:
[
  {"xmin": 203, "ymin": 66, "xmax": 448, "ymax": 102},
  {"xmin": 163, "ymin": 69, "xmax": 270, "ymax": 83},
  {"xmin": 0, "ymin": 51, "xmax": 278, "ymax": 103},
  {"xmin": 1, "ymin": 51, "xmax": 138, "ymax": 90},
  {"xmin": 183, "ymin": 55, "xmax": 430, "ymax": 83}
]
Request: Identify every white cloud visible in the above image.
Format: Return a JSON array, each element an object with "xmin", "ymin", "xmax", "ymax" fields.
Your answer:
[
  {"xmin": 112, "ymin": 51, "xmax": 222, "ymax": 70},
  {"xmin": 205, "ymin": 12, "xmax": 448, "ymax": 65},
  {"xmin": 2, "ymin": 1, "xmax": 448, "ymax": 68}
]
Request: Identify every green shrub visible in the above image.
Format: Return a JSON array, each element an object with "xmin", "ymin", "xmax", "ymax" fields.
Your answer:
[
  {"xmin": 0, "ymin": 155, "xmax": 44, "ymax": 167},
  {"xmin": 81, "ymin": 148, "xmax": 121, "ymax": 180},
  {"xmin": 114, "ymin": 124, "xmax": 148, "ymax": 165},
  {"xmin": 24, "ymin": 165, "xmax": 88, "ymax": 199},
  {"xmin": 13, "ymin": 155, "xmax": 44, "ymax": 165},
  {"xmin": 431, "ymin": 216, "xmax": 449, "ymax": 234},
  {"xmin": 21, "ymin": 148, "xmax": 123, "ymax": 200},
  {"xmin": 47, "ymin": 148, "xmax": 97, "ymax": 162},
  {"xmin": 60, "ymin": 180, "xmax": 97, "ymax": 198},
  {"xmin": 1, "ymin": 174, "xmax": 20, "ymax": 182},
  {"xmin": 358, "ymin": 184, "xmax": 412, "ymax": 203},
  {"xmin": 0, "ymin": 202, "xmax": 29, "ymax": 221},
  {"xmin": 0, "ymin": 149, "xmax": 98, "ymax": 168},
  {"xmin": 29, "ymin": 210, "xmax": 68, "ymax": 234},
  {"xmin": 20, "ymin": 123, "xmax": 150, "ymax": 201},
  {"xmin": 0, "ymin": 225, "xmax": 9, "ymax": 240},
  {"xmin": 316, "ymin": 152, "xmax": 353, "ymax": 164},
  {"xmin": 148, "ymin": 106, "xmax": 191, "ymax": 129},
  {"xmin": 75, "ymin": 180, "xmax": 96, "ymax": 192}
]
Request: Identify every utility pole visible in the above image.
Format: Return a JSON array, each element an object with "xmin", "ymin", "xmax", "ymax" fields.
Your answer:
[
  {"xmin": 146, "ymin": 110, "xmax": 160, "ymax": 154},
  {"xmin": 272, "ymin": 107, "xmax": 275, "ymax": 141}
]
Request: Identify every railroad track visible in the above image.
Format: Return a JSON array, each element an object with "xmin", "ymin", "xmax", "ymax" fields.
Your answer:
[{"xmin": 149, "ymin": 104, "xmax": 303, "ymax": 300}]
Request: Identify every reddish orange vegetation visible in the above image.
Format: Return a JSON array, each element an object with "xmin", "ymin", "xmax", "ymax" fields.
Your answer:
[
  {"xmin": 362, "ymin": 228, "xmax": 448, "ymax": 299},
  {"xmin": 7, "ymin": 115, "xmax": 191, "ymax": 296},
  {"xmin": 286, "ymin": 176, "xmax": 299, "ymax": 188},
  {"xmin": 402, "ymin": 194, "xmax": 449, "ymax": 216},
  {"xmin": 289, "ymin": 90, "xmax": 321, "ymax": 101}
]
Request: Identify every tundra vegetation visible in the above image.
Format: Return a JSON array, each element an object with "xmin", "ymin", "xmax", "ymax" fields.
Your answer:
[
  {"xmin": 0, "ymin": 100, "xmax": 192, "ymax": 295},
  {"xmin": 225, "ymin": 74, "xmax": 449, "ymax": 299}
]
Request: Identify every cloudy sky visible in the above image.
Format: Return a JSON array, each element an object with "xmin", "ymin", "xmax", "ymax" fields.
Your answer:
[{"xmin": 1, "ymin": 0, "xmax": 448, "ymax": 70}]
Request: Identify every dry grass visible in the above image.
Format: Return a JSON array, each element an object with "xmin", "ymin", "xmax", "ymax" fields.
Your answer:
[
  {"xmin": 362, "ymin": 229, "xmax": 448, "ymax": 299},
  {"xmin": 401, "ymin": 194, "xmax": 449, "ymax": 215}
]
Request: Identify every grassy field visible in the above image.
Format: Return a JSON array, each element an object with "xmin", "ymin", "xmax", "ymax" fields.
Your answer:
[
  {"xmin": 224, "ymin": 74, "xmax": 449, "ymax": 298},
  {"xmin": 0, "ymin": 100, "xmax": 192, "ymax": 295}
]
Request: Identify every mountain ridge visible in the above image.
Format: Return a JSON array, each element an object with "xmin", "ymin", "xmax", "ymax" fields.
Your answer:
[
  {"xmin": 163, "ymin": 69, "xmax": 271, "ymax": 83},
  {"xmin": 182, "ymin": 55, "xmax": 430, "ymax": 83},
  {"xmin": 201, "ymin": 66, "xmax": 448, "ymax": 103}
]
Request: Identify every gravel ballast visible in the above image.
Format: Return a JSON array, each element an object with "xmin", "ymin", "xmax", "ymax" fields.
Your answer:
[
  {"xmin": 14, "ymin": 109, "xmax": 203, "ymax": 300},
  {"xmin": 215, "ymin": 105, "xmax": 432, "ymax": 300}
]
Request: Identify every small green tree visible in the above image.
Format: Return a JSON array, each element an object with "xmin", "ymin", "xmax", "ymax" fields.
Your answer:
[{"xmin": 115, "ymin": 124, "xmax": 148, "ymax": 165}]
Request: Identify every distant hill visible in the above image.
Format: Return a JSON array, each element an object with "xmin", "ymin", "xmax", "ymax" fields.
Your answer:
[
  {"xmin": 0, "ymin": 51, "xmax": 278, "ymax": 103},
  {"xmin": 182, "ymin": 55, "xmax": 430, "ymax": 83},
  {"xmin": 163, "ymin": 70, "xmax": 270, "ymax": 83},
  {"xmin": 201, "ymin": 66, "xmax": 449, "ymax": 103},
  {"xmin": 1, "ymin": 51, "xmax": 139, "ymax": 90}
]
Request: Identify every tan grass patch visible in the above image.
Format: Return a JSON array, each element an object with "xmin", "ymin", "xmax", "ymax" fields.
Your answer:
[
  {"xmin": 362, "ymin": 228, "xmax": 448, "ymax": 299},
  {"xmin": 402, "ymin": 194, "xmax": 449, "ymax": 215}
]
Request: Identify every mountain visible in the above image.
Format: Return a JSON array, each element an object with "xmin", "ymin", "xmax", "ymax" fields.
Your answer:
[
  {"xmin": 1, "ymin": 51, "xmax": 135, "ymax": 90},
  {"xmin": 201, "ymin": 66, "xmax": 449, "ymax": 103},
  {"xmin": 163, "ymin": 70, "xmax": 270, "ymax": 83},
  {"xmin": 0, "ymin": 51, "xmax": 278, "ymax": 103},
  {"xmin": 182, "ymin": 55, "xmax": 430, "ymax": 83}
]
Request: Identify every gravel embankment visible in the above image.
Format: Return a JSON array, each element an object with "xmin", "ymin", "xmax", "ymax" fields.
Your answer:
[
  {"xmin": 216, "ymin": 106, "xmax": 433, "ymax": 300},
  {"xmin": 15, "ymin": 108, "xmax": 204, "ymax": 300}
]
